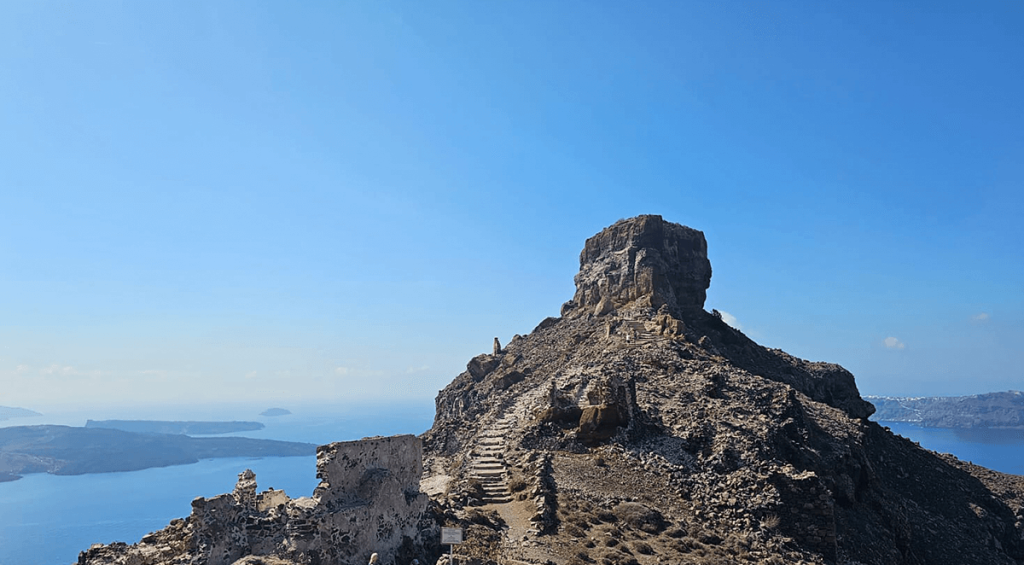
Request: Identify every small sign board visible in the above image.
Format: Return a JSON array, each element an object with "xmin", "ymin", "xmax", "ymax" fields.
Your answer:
[{"xmin": 441, "ymin": 527, "xmax": 464, "ymax": 545}]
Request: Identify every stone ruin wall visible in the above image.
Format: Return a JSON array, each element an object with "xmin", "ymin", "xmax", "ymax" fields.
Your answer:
[
  {"xmin": 772, "ymin": 470, "xmax": 837, "ymax": 561},
  {"xmin": 186, "ymin": 434, "xmax": 428, "ymax": 565}
]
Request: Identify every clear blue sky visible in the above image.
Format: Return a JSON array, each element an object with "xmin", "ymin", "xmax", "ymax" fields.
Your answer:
[{"xmin": 2, "ymin": 1, "xmax": 1021, "ymax": 410}]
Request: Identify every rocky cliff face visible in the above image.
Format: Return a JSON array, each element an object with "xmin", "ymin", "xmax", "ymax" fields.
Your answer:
[{"xmin": 424, "ymin": 215, "xmax": 1024, "ymax": 565}]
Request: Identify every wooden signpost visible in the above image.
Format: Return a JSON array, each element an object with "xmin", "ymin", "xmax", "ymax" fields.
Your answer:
[{"xmin": 441, "ymin": 527, "xmax": 463, "ymax": 565}]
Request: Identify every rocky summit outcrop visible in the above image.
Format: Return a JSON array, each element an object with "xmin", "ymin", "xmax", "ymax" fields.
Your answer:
[
  {"xmin": 563, "ymin": 215, "xmax": 712, "ymax": 317},
  {"xmin": 423, "ymin": 215, "xmax": 1024, "ymax": 565}
]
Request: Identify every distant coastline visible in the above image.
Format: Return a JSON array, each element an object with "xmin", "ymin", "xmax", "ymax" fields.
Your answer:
[
  {"xmin": 0, "ymin": 425, "xmax": 314, "ymax": 481},
  {"xmin": 260, "ymin": 408, "xmax": 292, "ymax": 417},
  {"xmin": 866, "ymin": 390, "xmax": 1024, "ymax": 429},
  {"xmin": 85, "ymin": 419, "xmax": 264, "ymax": 435},
  {"xmin": 0, "ymin": 406, "xmax": 42, "ymax": 421}
]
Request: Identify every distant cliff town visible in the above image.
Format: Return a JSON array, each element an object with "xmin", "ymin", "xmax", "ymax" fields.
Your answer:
[{"xmin": 868, "ymin": 391, "xmax": 1024, "ymax": 429}]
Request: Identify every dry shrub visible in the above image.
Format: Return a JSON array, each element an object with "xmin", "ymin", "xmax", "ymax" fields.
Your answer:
[
  {"xmin": 596, "ymin": 510, "xmax": 617, "ymax": 523},
  {"xmin": 613, "ymin": 502, "xmax": 666, "ymax": 533},
  {"xmin": 631, "ymin": 541, "xmax": 653, "ymax": 555},
  {"xmin": 664, "ymin": 526, "xmax": 687, "ymax": 538},
  {"xmin": 508, "ymin": 476, "xmax": 529, "ymax": 493},
  {"xmin": 760, "ymin": 513, "xmax": 781, "ymax": 531},
  {"xmin": 563, "ymin": 523, "xmax": 585, "ymax": 538}
]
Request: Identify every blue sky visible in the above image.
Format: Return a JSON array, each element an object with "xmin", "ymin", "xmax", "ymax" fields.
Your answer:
[{"xmin": 1, "ymin": 1, "xmax": 1021, "ymax": 410}]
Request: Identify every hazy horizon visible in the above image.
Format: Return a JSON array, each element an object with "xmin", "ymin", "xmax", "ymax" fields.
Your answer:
[{"xmin": 3, "ymin": 2, "xmax": 1022, "ymax": 408}]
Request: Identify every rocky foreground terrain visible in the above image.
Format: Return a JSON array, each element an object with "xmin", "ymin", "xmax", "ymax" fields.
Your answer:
[{"xmin": 78, "ymin": 215, "xmax": 1024, "ymax": 565}]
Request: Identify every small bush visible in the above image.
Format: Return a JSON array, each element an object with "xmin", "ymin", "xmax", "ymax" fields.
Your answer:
[
  {"xmin": 596, "ymin": 510, "xmax": 618, "ymax": 523},
  {"xmin": 631, "ymin": 541, "xmax": 653, "ymax": 555},
  {"xmin": 613, "ymin": 502, "xmax": 666, "ymax": 533},
  {"xmin": 664, "ymin": 526, "xmax": 687, "ymax": 538},
  {"xmin": 760, "ymin": 513, "xmax": 781, "ymax": 531},
  {"xmin": 564, "ymin": 524, "xmax": 585, "ymax": 538},
  {"xmin": 508, "ymin": 476, "xmax": 529, "ymax": 493}
]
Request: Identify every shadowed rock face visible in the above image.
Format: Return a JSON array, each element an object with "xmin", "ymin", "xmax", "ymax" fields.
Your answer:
[{"xmin": 564, "ymin": 215, "xmax": 712, "ymax": 316}]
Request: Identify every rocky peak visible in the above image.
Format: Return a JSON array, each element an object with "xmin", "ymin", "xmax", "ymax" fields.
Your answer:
[{"xmin": 563, "ymin": 215, "xmax": 712, "ymax": 317}]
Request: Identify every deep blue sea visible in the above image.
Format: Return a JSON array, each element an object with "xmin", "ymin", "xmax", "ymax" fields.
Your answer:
[{"xmin": 1, "ymin": 407, "xmax": 1022, "ymax": 565}]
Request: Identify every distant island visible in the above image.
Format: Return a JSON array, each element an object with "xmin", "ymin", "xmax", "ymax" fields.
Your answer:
[
  {"xmin": 0, "ymin": 406, "xmax": 42, "ymax": 421},
  {"xmin": 260, "ymin": 408, "xmax": 292, "ymax": 417},
  {"xmin": 866, "ymin": 390, "xmax": 1024, "ymax": 428},
  {"xmin": 85, "ymin": 419, "xmax": 264, "ymax": 435},
  {"xmin": 0, "ymin": 425, "xmax": 315, "ymax": 481}
]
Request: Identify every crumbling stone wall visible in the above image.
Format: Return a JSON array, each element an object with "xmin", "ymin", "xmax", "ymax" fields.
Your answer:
[
  {"xmin": 772, "ymin": 469, "xmax": 837, "ymax": 561},
  {"xmin": 84, "ymin": 434, "xmax": 430, "ymax": 565}
]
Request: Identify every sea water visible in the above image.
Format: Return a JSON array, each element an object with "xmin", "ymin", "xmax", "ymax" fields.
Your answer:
[
  {"xmin": 2, "ymin": 409, "xmax": 1022, "ymax": 565},
  {"xmin": 884, "ymin": 422, "xmax": 1024, "ymax": 475}
]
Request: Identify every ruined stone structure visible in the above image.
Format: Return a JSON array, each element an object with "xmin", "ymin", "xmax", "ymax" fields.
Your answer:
[{"xmin": 79, "ymin": 435, "xmax": 431, "ymax": 565}]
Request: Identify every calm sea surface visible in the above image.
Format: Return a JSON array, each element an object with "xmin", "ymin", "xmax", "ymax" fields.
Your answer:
[{"xmin": 1, "ymin": 408, "xmax": 1022, "ymax": 565}]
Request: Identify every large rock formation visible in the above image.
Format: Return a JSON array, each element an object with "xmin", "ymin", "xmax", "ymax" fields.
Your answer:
[
  {"xmin": 424, "ymin": 215, "xmax": 1024, "ymax": 565},
  {"xmin": 79, "ymin": 435, "xmax": 433, "ymax": 565},
  {"xmin": 564, "ymin": 215, "xmax": 712, "ymax": 317}
]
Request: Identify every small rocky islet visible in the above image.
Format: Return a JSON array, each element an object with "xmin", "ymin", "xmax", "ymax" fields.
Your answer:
[{"xmin": 79, "ymin": 215, "xmax": 1024, "ymax": 565}]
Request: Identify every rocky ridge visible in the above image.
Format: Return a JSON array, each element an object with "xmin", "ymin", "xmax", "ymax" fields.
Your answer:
[{"xmin": 424, "ymin": 215, "xmax": 1024, "ymax": 565}]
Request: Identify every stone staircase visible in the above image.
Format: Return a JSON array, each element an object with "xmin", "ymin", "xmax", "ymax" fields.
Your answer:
[
  {"xmin": 469, "ymin": 418, "xmax": 514, "ymax": 504},
  {"xmin": 620, "ymin": 320, "xmax": 657, "ymax": 345}
]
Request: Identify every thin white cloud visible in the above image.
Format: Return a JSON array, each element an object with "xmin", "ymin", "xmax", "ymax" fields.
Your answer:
[
  {"xmin": 883, "ymin": 336, "xmax": 905, "ymax": 350},
  {"xmin": 405, "ymin": 365, "xmax": 430, "ymax": 374},
  {"xmin": 15, "ymin": 364, "xmax": 30, "ymax": 374},
  {"xmin": 718, "ymin": 311, "xmax": 742, "ymax": 330},
  {"xmin": 334, "ymin": 367, "xmax": 350, "ymax": 376},
  {"xmin": 42, "ymin": 364, "xmax": 78, "ymax": 376},
  {"xmin": 245, "ymin": 371, "xmax": 258, "ymax": 380},
  {"xmin": 972, "ymin": 312, "xmax": 990, "ymax": 322}
]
